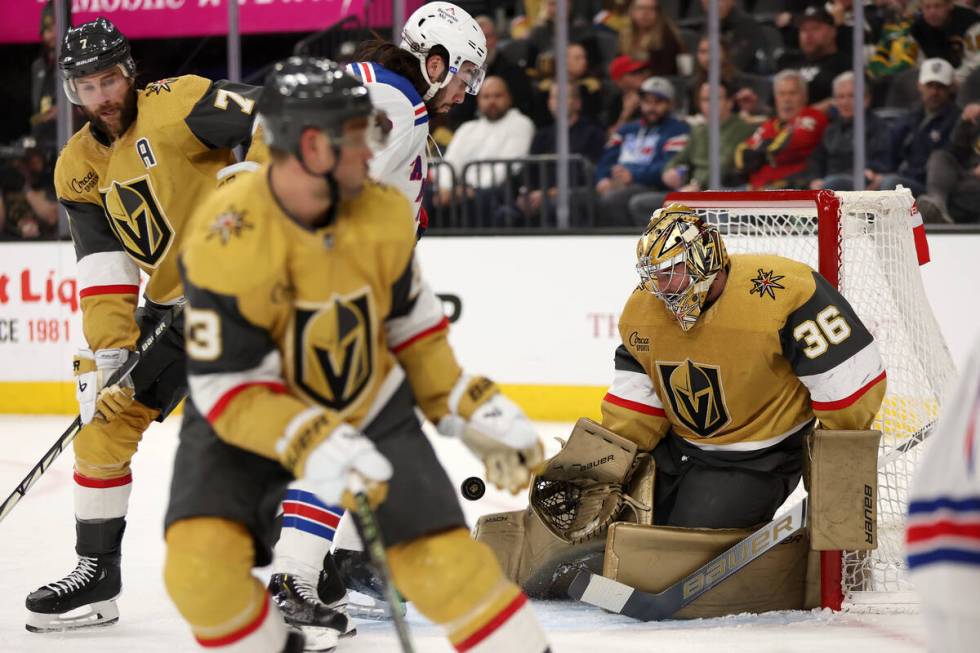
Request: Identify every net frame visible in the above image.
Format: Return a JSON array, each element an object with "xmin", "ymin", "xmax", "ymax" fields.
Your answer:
[{"xmin": 662, "ymin": 189, "xmax": 955, "ymax": 610}]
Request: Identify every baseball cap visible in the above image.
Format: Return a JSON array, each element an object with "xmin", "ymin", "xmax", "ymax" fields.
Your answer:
[
  {"xmin": 639, "ymin": 76, "xmax": 674, "ymax": 101},
  {"xmin": 795, "ymin": 6, "xmax": 835, "ymax": 27},
  {"xmin": 919, "ymin": 58, "xmax": 954, "ymax": 86},
  {"xmin": 610, "ymin": 55, "xmax": 650, "ymax": 82}
]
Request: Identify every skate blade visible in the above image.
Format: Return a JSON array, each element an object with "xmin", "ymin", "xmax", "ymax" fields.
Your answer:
[
  {"xmin": 347, "ymin": 591, "xmax": 406, "ymax": 621},
  {"xmin": 26, "ymin": 599, "xmax": 120, "ymax": 633},
  {"xmin": 298, "ymin": 625, "xmax": 340, "ymax": 652}
]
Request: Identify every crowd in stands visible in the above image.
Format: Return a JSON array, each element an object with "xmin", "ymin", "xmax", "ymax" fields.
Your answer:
[
  {"xmin": 425, "ymin": 0, "xmax": 980, "ymax": 226},
  {"xmin": 9, "ymin": 0, "xmax": 980, "ymax": 238}
]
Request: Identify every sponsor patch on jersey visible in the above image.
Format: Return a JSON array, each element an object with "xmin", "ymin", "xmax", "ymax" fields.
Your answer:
[
  {"xmin": 293, "ymin": 290, "xmax": 375, "ymax": 413},
  {"xmin": 749, "ymin": 268, "xmax": 786, "ymax": 300},
  {"xmin": 99, "ymin": 175, "xmax": 174, "ymax": 268},
  {"xmin": 656, "ymin": 359, "xmax": 731, "ymax": 438},
  {"xmin": 206, "ymin": 207, "xmax": 253, "ymax": 245}
]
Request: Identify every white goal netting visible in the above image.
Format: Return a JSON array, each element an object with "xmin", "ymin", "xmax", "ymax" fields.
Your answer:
[{"xmin": 672, "ymin": 189, "xmax": 955, "ymax": 608}]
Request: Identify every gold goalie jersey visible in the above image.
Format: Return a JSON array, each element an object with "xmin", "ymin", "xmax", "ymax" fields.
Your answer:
[
  {"xmin": 180, "ymin": 168, "xmax": 462, "ymax": 474},
  {"xmin": 55, "ymin": 74, "xmax": 261, "ymax": 352},
  {"xmin": 601, "ymin": 254, "xmax": 887, "ymax": 453}
]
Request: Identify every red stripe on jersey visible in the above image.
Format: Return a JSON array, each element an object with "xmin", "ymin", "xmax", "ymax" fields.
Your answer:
[
  {"xmin": 456, "ymin": 593, "xmax": 527, "ymax": 652},
  {"xmin": 197, "ymin": 595, "xmax": 270, "ymax": 648},
  {"xmin": 207, "ymin": 381, "xmax": 288, "ymax": 423},
  {"xmin": 811, "ymin": 370, "xmax": 886, "ymax": 411},
  {"xmin": 414, "ymin": 105, "xmax": 426, "ymax": 116},
  {"xmin": 74, "ymin": 471, "xmax": 132, "ymax": 488},
  {"xmin": 79, "ymin": 284, "xmax": 139, "ymax": 298},
  {"xmin": 603, "ymin": 392, "xmax": 666, "ymax": 417},
  {"xmin": 360, "ymin": 62, "xmax": 374, "ymax": 83},
  {"xmin": 907, "ymin": 520, "xmax": 980, "ymax": 544},
  {"xmin": 391, "ymin": 317, "xmax": 449, "ymax": 354},
  {"xmin": 282, "ymin": 502, "xmax": 343, "ymax": 528}
]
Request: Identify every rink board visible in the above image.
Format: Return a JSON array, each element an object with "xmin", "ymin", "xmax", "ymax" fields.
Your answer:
[{"xmin": 0, "ymin": 235, "xmax": 976, "ymax": 417}]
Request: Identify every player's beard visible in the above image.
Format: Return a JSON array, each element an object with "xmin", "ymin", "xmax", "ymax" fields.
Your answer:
[{"xmin": 85, "ymin": 88, "xmax": 138, "ymax": 140}]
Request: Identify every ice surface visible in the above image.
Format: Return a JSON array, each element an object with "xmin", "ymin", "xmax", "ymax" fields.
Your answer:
[{"xmin": 0, "ymin": 416, "xmax": 927, "ymax": 652}]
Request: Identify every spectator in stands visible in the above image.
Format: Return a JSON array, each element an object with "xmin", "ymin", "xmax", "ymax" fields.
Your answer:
[
  {"xmin": 877, "ymin": 58, "xmax": 960, "ymax": 196},
  {"xmin": 617, "ymin": 0, "xmax": 683, "ymax": 76},
  {"xmin": 778, "ymin": 6, "xmax": 851, "ymax": 110},
  {"xmin": 828, "ymin": 0, "xmax": 885, "ymax": 56},
  {"xmin": 915, "ymin": 102, "xmax": 980, "ymax": 222},
  {"xmin": 517, "ymin": 83, "xmax": 607, "ymax": 224},
  {"xmin": 868, "ymin": 0, "xmax": 920, "ymax": 81},
  {"xmin": 538, "ymin": 42, "xmax": 603, "ymax": 122},
  {"xmin": 910, "ymin": 0, "xmax": 980, "ymax": 83},
  {"xmin": 0, "ymin": 150, "xmax": 59, "ymax": 240},
  {"xmin": 30, "ymin": 1, "xmax": 60, "ymax": 153},
  {"xmin": 628, "ymin": 80, "xmax": 757, "ymax": 223},
  {"xmin": 436, "ymin": 76, "xmax": 535, "ymax": 215},
  {"xmin": 594, "ymin": 0, "xmax": 631, "ymax": 34},
  {"xmin": 689, "ymin": 35, "xmax": 770, "ymax": 119},
  {"xmin": 595, "ymin": 76, "xmax": 689, "ymax": 224},
  {"xmin": 807, "ymin": 72, "xmax": 892, "ymax": 191},
  {"xmin": 447, "ymin": 15, "xmax": 535, "ymax": 137},
  {"xmin": 703, "ymin": 0, "xmax": 768, "ymax": 75},
  {"xmin": 735, "ymin": 69, "xmax": 829, "ymax": 189},
  {"xmin": 526, "ymin": 0, "xmax": 596, "ymax": 65},
  {"xmin": 604, "ymin": 55, "xmax": 652, "ymax": 132}
]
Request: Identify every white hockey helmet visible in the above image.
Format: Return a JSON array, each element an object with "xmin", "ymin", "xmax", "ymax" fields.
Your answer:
[{"xmin": 400, "ymin": 1, "xmax": 488, "ymax": 101}]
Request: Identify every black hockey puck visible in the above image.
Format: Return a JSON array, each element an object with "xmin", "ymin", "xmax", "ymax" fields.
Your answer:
[{"xmin": 461, "ymin": 476, "xmax": 486, "ymax": 501}]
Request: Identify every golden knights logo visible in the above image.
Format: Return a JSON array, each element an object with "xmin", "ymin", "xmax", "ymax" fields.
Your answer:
[
  {"xmin": 100, "ymin": 175, "xmax": 174, "ymax": 267},
  {"xmin": 294, "ymin": 290, "xmax": 374, "ymax": 412},
  {"xmin": 656, "ymin": 359, "xmax": 731, "ymax": 438}
]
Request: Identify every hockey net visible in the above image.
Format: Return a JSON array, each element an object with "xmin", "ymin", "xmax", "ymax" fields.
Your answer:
[{"xmin": 664, "ymin": 189, "xmax": 955, "ymax": 610}]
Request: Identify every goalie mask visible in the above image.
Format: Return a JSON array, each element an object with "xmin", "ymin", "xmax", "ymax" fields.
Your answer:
[
  {"xmin": 636, "ymin": 204, "xmax": 729, "ymax": 331},
  {"xmin": 400, "ymin": 1, "xmax": 488, "ymax": 101}
]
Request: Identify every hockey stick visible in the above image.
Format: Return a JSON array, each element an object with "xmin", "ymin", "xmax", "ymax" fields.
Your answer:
[
  {"xmin": 0, "ymin": 304, "xmax": 183, "ymax": 525},
  {"xmin": 568, "ymin": 421, "xmax": 937, "ymax": 620},
  {"xmin": 348, "ymin": 476, "xmax": 416, "ymax": 653}
]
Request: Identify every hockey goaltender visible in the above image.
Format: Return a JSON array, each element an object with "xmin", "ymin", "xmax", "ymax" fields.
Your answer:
[{"xmin": 475, "ymin": 204, "xmax": 888, "ymax": 618}]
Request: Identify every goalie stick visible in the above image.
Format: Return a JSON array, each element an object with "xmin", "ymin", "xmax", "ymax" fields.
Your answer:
[
  {"xmin": 0, "ymin": 304, "xmax": 183, "ymax": 525},
  {"xmin": 568, "ymin": 422, "xmax": 936, "ymax": 620}
]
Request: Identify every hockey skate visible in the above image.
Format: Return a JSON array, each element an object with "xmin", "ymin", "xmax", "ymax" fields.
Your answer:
[
  {"xmin": 332, "ymin": 548, "xmax": 406, "ymax": 621},
  {"xmin": 269, "ymin": 573, "xmax": 350, "ymax": 651},
  {"xmin": 25, "ymin": 554, "xmax": 121, "ymax": 632}
]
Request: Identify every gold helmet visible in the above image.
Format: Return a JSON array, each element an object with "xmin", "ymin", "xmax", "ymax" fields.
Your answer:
[{"xmin": 635, "ymin": 203, "xmax": 729, "ymax": 331}]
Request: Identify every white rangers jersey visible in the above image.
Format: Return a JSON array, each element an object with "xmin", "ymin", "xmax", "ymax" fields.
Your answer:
[
  {"xmin": 906, "ymin": 336, "xmax": 980, "ymax": 647},
  {"xmin": 346, "ymin": 61, "xmax": 429, "ymax": 233}
]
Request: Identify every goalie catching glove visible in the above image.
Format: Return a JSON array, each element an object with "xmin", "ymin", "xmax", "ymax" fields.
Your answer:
[
  {"xmin": 437, "ymin": 375, "xmax": 544, "ymax": 494},
  {"xmin": 73, "ymin": 348, "xmax": 135, "ymax": 424},
  {"xmin": 296, "ymin": 413, "xmax": 393, "ymax": 511}
]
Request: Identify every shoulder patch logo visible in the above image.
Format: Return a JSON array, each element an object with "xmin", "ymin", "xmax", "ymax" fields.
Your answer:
[
  {"xmin": 206, "ymin": 207, "xmax": 253, "ymax": 245},
  {"xmin": 293, "ymin": 289, "xmax": 375, "ymax": 413},
  {"xmin": 750, "ymin": 268, "xmax": 785, "ymax": 300},
  {"xmin": 144, "ymin": 78, "xmax": 179, "ymax": 96},
  {"xmin": 656, "ymin": 359, "xmax": 731, "ymax": 438},
  {"xmin": 99, "ymin": 175, "xmax": 174, "ymax": 268}
]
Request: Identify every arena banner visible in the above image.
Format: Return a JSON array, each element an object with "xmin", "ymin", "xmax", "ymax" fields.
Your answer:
[
  {"xmin": 1, "ymin": 0, "xmax": 370, "ymax": 44},
  {"xmin": 0, "ymin": 236, "xmax": 977, "ymax": 416}
]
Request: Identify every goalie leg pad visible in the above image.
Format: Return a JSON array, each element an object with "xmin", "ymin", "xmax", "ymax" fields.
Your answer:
[
  {"xmin": 164, "ymin": 517, "xmax": 289, "ymax": 651},
  {"xmin": 388, "ymin": 528, "xmax": 548, "ymax": 652},
  {"xmin": 603, "ymin": 522, "xmax": 808, "ymax": 618},
  {"xmin": 807, "ymin": 429, "xmax": 882, "ymax": 550}
]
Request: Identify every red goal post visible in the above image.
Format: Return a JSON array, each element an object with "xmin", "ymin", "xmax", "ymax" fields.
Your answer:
[{"xmin": 662, "ymin": 189, "xmax": 952, "ymax": 610}]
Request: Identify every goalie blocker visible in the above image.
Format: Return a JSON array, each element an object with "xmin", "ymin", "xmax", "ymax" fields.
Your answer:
[{"xmin": 476, "ymin": 422, "xmax": 881, "ymax": 618}]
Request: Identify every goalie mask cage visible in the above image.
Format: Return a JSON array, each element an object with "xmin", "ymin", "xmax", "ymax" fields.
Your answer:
[{"xmin": 663, "ymin": 189, "xmax": 954, "ymax": 611}]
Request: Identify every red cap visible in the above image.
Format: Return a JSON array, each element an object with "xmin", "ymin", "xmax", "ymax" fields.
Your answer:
[{"xmin": 609, "ymin": 56, "xmax": 650, "ymax": 82}]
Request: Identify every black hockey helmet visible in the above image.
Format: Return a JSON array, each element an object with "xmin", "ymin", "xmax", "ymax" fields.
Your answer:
[
  {"xmin": 256, "ymin": 56, "xmax": 376, "ymax": 156},
  {"xmin": 60, "ymin": 17, "xmax": 135, "ymax": 105}
]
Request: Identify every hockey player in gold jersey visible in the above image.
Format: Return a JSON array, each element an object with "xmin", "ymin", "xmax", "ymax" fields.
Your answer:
[
  {"xmin": 163, "ymin": 57, "xmax": 550, "ymax": 653},
  {"xmin": 600, "ymin": 204, "xmax": 887, "ymax": 527},
  {"xmin": 25, "ymin": 18, "xmax": 262, "ymax": 632}
]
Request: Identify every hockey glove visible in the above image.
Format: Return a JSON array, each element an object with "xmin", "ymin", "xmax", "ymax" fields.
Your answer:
[
  {"xmin": 302, "ymin": 421, "xmax": 393, "ymax": 511},
  {"xmin": 437, "ymin": 375, "xmax": 545, "ymax": 494},
  {"xmin": 74, "ymin": 348, "xmax": 135, "ymax": 425}
]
